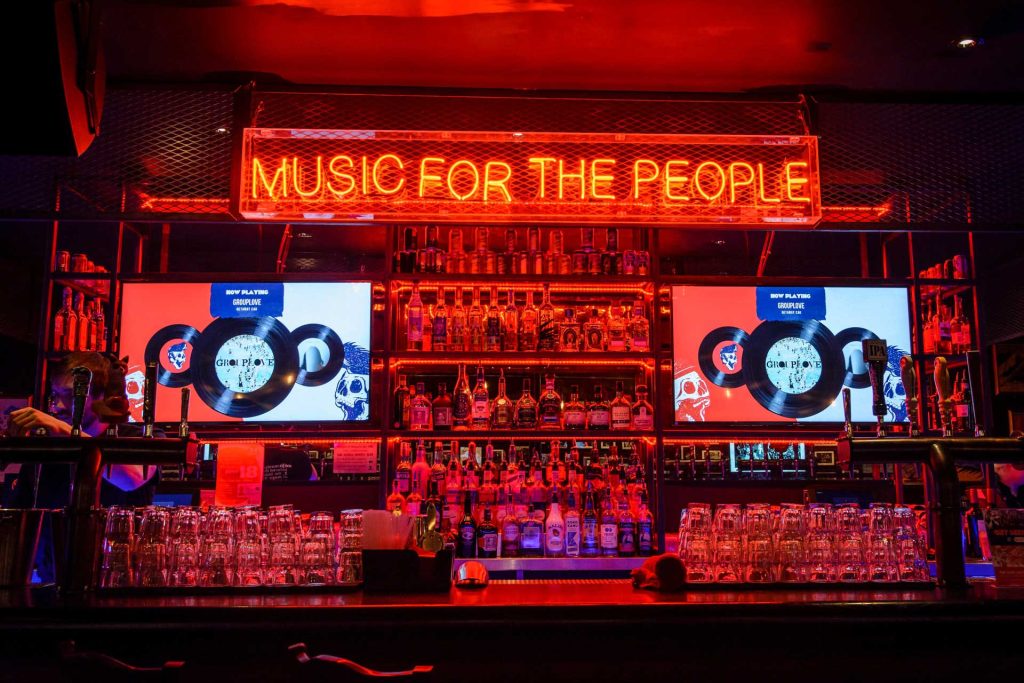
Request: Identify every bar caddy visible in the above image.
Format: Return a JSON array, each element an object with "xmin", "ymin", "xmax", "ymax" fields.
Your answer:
[{"xmin": 838, "ymin": 342, "xmax": 1024, "ymax": 589}]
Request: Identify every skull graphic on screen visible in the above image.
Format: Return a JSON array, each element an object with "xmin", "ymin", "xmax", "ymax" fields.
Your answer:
[
  {"xmin": 124, "ymin": 365, "xmax": 146, "ymax": 422},
  {"xmin": 719, "ymin": 343, "xmax": 738, "ymax": 371},
  {"xmin": 884, "ymin": 345, "xmax": 909, "ymax": 423},
  {"xmin": 334, "ymin": 342, "xmax": 370, "ymax": 421},
  {"xmin": 675, "ymin": 366, "xmax": 711, "ymax": 422},
  {"xmin": 167, "ymin": 341, "xmax": 188, "ymax": 370}
]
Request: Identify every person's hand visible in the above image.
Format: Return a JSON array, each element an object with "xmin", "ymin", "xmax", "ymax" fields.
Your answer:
[{"xmin": 8, "ymin": 408, "xmax": 72, "ymax": 436}]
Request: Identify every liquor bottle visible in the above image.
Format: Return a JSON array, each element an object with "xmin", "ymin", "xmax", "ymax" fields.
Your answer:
[
  {"xmin": 628, "ymin": 299, "xmax": 649, "ymax": 352},
  {"xmin": 501, "ymin": 491, "xmax": 520, "ymax": 557},
  {"xmin": 482, "ymin": 441, "xmax": 497, "ymax": 490},
  {"xmin": 399, "ymin": 226, "xmax": 418, "ymax": 273},
  {"xmin": 610, "ymin": 380, "xmax": 632, "ymax": 431},
  {"xmin": 478, "ymin": 226, "xmax": 496, "ymax": 274},
  {"xmin": 502, "ymin": 289, "xmax": 519, "ymax": 351},
  {"xmin": 431, "ymin": 444, "xmax": 448, "ymax": 496},
  {"xmin": 407, "ymin": 490, "xmax": 424, "ymax": 517},
  {"xmin": 502, "ymin": 443, "xmax": 516, "ymax": 490},
  {"xmin": 475, "ymin": 506, "xmax": 498, "ymax": 558},
  {"xmin": 922, "ymin": 300, "xmax": 936, "ymax": 355},
  {"xmin": 469, "ymin": 365, "xmax": 490, "ymax": 429},
  {"xmin": 410, "ymin": 382, "xmax": 432, "ymax": 431},
  {"xmin": 557, "ymin": 308, "xmax": 581, "ymax": 352},
  {"xmin": 515, "ymin": 378, "xmax": 538, "ymax": 429},
  {"xmin": 545, "ymin": 493, "xmax": 566, "ymax": 557},
  {"xmin": 407, "ymin": 281, "xmax": 424, "ymax": 351},
  {"xmin": 386, "ymin": 479, "xmax": 406, "ymax": 515},
  {"xmin": 616, "ymin": 495, "xmax": 636, "ymax": 557},
  {"xmin": 53, "ymin": 287, "xmax": 74, "ymax": 351},
  {"xmin": 519, "ymin": 503, "xmax": 544, "ymax": 557},
  {"xmin": 636, "ymin": 485, "xmax": 654, "ymax": 556},
  {"xmin": 463, "ymin": 442, "xmax": 481, "ymax": 501},
  {"xmin": 490, "ymin": 370, "xmax": 515, "ymax": 429},
  {"xmin": 411, "ymin": 441, "xmax": 431, "ymax": 498},
  {"xmin": 580, "ymin": 481, "xmax": 600, "ymax": 557},
  {"xmin": 564, "ymin": 486, "xmax": 580, "ymax": 558},
  {"xmin": 421, "ymin": 303, "xmax": 433, "ymax": 352},
  {"xmin": 599, "ymin": 492, "xmax": 618, "ymax": 557},
  {"xmin": 75, "ymin": 293, "xmax": 89, "ymax": 351},
  {"xmin": 450, "ymin": 288, "xmax": 467, "ymax": 351},
  {"xmin": 529, "ymin": 450, "xmax": 548, "ymax": 506},
  {"xmin": 955, "ymin": 371, "xmax": 974, "ymax": 434},
  {"xmin": 467, "ymin": 288, "xmax": 484, "ymax": 353},
  {"xmin": 485, "ymin": 287, "xmax": 503, "ymax": 352},
  {"xmin": 539, "ymin": 374, "xmax": 563, "ymax": 430},
  {"xmin": 937, "ymin": 303, "xmax": 952, "ymax": 355},
  {"xmin": 448, "ymin": 228, "xmax": 465, "ymax": 274},
  {"xmin": 519, "ymin": 290, "xmax": 539, "ymax": 351},
  {"xmin": 453, "ymin": 364, "xmax": 473, "ymax": 430},
  {"xmin": 583, "ymin": 307, "xmax": 605, "ymax": 351},
  {"xmin": 607, "ymin": 302, "xmax": 627, "ymax": 352},
  {"xmin": 432, "ymin": 383, "xmax": 453, "ymax": 431},
  {"xmin": 503, "ymin": 228, "xmax": 518, "ymax": 275},
  {"xmin": 546, "ymin": 440, "xmax": 565, "ymax": 486},
  {"xmin": 393, "ymin": 374, "xmax": 411, "ymax": 429},
  {"xmin": 563, "ymin": 385, "xmax": 586, "ymax": 431},
  {"xmin": 631, "ymin": 384, "xmax": 655, "ymax": 430},
  {"xmin": 445, "ymin": 446, "xmax": 463, "ymax": 527},
  {"xmin": 457, "ymin": 493, "xmax": 477, "ymax": 558},
  {"xmin": 951, "ymin": 295, "xmax": 971, "ymax": 353},
  {"xmin": 537, "ymin": 283, "xmax": 557, "ymax": 351},
  {"xmin": 395, "ymin": 442, "xmax": 412, "ymax": 495},
  {"xmin": 432, "ymin": 288, "xmax": 449, "ymax": 351},
  {"xmin": 91, "ymin": 300, "xmax": 106, "ymax": 352},
  {"xmin": 587, "ymin": 385, "xmax": 611, "ymax": 431},
  {"xmin": 566, "ymin": 447, "xmax": 582, "ymax": 495}
]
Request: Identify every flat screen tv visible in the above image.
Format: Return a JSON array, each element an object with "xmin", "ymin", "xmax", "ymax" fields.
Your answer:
[
  {"xmin": 672, "ymin": 285, "xmax": 912, "ymax": 424},
  {"xmin": 119, "ymin": 281, "xmax": 371, "ymax": 424}
]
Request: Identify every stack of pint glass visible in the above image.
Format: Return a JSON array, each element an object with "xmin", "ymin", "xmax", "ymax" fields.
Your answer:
[
  {"xmin": 97, "ymin": 505, "xmax": 365, "ymax": 589},
  {"xmin": 677, "ymin": 502, "xmax": 930, "ymax": 585}
]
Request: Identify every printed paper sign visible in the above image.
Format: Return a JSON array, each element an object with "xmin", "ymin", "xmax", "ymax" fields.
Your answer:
[
  {"xmin": 214, "ymin": 442, "xmax": 265, "ymax": 507},
  {"xmin": 333, "ymin": 441, "xmax": 379, "ymax": 475}
]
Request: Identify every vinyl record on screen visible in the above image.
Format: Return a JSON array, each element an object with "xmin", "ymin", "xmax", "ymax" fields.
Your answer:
[
  {"xmin": 190, "ymin": 316, "xmax": 299, "ymax": 418},
  {"xmin": 697, "ymin": 326, "xmax": 749, "ymax": 389},
  {"xmin": 143, "ymin": 324, "xmax": 201, "ymax": 388},
  {"xmin": 835, "ymin": 327, "xmax": 879, "ymax": 389},
  {"xmin": 742, "ymin": 320, "xmax": 845, "ymax": 419},
  {"xmin": 291, "ymin": 324, "xmax": 345, "ymax": 387}
]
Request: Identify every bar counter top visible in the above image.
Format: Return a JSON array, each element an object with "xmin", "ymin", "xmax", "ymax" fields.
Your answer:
[
  {"xmin": 3, "ymin": 581, "xmax": 1024, "ymax": 681},
  {"xmin": 4, "ymin": 579, "xmax": 1024, "ymax": 625}
]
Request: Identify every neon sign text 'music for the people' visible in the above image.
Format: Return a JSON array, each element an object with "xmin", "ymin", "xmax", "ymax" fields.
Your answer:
[{"xmin": 237, "ymin": 129, "xmax": 821, "ymax": 225}]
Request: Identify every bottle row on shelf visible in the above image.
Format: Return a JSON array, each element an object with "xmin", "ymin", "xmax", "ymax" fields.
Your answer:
[
  {"xmin": 393, "ymin": 367, "xmax": 654, "ymax": 432},
  {"xmin": 395, "ymin": 225, "xmax": 651, "ymax": 277},
  {"xmin": 52, "ymin": 287, "xmax": 107, "ymax": 353},
  {"xmin": 918, "ymin": 254, "xmax": 969, "ymax": 283},
  {"xmin": 405, "ymin": 282, "xmax": 650, "ymax": 353},
  {"xmin": 388, "ymin": 439, "xmax": 654, "ymax": 559},
  {"xmin": 920, "ymin": 295, "xmax": 971, "ymax": 355}
]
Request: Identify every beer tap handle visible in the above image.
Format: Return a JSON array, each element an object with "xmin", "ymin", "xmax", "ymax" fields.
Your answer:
[
  {"xmin": 70, "ymin": 367, "xmax": 93, "ymax": 437},
  {"xmin": 899, "ymin": 355, "xmax": 919, "ymax": 437},
  {"xmin": 862, "ymin": 338, "xmax": 889, "ymax": 438},
  {"xmin": 934, "ymin": 356, "xmax": 953, "ymax": 437},
  {"xmin": 842, "ymin": 387, "xmax": 853, "ymax": 439},
  {"xmin": 142, "ymin": 361, "xmax": 158, "ymax": 438},
  {"xmin": 179, "ymin": 388, "xmax": 190, "ymax": 439}
]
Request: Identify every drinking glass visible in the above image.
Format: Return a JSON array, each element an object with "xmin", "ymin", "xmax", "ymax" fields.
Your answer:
[
  {"xmin": 682, "ymin": 533, "xmax": 713, "ymax": 583},
  {"xmin": 170, "ymin": 507, "xmax": 200, "ymax": 587},
  {"xmin": 805, "ymin": 504, "xmax": 836, "ymax": 583},
  {"xmin": 99, "ymin": 506, "xmax": 135, "ymax": 589},
  {"xmin": 337, "ymin": 510, "xmax": 364, "ymax": 585},
  {"xmin": 199, "ymin": 508, "xmax": 235, "ymax": 587},
  {"xmin": 894, "ymin": 505, "xmax": 930, "ymax": 582},
  {"xmin": 234, "ymin": 507, "xmax": 264, "ymax": 586},
  {"xmin": 835, "ymin": 504, "xmax": 867, "ymax": 582},
  {"xmin": 134, "ymin": 506, "xmax": 170, "ymax": 587},
  {"xmin": 267, "ymin": 506, "xmax": 299, "ymax": 585},
  {"xmin": 713, "ymin": 532, "xmax": 743, "ymax": 583},
  {"xmin": 745, "ymin": 533, "xmax": 775, "ymax": 583},
  {"xmin": 866, "ymin": 503, "xmax": 899, "ymax": 582},
  {"xmin": 776, "ymin": 504, "xmax": 806, "ymax": 583}
]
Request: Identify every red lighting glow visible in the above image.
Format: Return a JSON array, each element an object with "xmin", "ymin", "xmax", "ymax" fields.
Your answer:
[{"xmin": 238, "ymin": 129, "xmax": 821, "ymax": 225}]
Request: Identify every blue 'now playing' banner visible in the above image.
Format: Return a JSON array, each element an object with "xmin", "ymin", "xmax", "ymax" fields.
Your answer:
[
  {"xmin": 755, "ymin": 287, "xmax": 826, "ymax": 321},
  {"xmin": 210, "ymin": 283, "xmax": 284, "ymax": 318}
]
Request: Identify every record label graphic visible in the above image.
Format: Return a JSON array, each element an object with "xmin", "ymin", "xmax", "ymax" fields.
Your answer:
[
  {"xmin": 214, "ymin": 334, "xmax": 275, "ymax": 392},
  {"xmin": 764, "ymin": 336, "xmax": 823, "ymax": 394}
]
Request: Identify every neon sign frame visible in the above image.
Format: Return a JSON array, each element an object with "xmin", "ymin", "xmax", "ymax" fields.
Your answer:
[{"xmin": 237, "ymin": 128, "xmax": 821, "ymax": 226}]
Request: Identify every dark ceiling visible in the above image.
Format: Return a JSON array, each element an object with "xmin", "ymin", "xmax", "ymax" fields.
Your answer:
[{"xmin": 104, "ymin": 0, "xmax": 1024, "ymax": 94}]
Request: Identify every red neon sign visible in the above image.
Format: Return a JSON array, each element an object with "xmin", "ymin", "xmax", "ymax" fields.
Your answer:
[{"xmin": 237, "ymin": 129, "xmax": 821, "ymax": 226}]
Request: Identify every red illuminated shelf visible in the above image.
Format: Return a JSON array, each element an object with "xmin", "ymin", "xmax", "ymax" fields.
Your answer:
[
  {"xmin": 50, "ymin": 273, "xmax": 112, "ymax": 300},
  {"xmin": 388, "ymin": 430, "xmax": 655, "ymax": 440},
  {"xmin": 390, "ymin": 274, "xmax": 651, "ymax": 287},
  {"xmin": 389, "ymin": 352, "xmax": 655, "ymax": 365},
  {"xmin": 918, "ymin": 282, "xmax": 973, "ymax": 301}
]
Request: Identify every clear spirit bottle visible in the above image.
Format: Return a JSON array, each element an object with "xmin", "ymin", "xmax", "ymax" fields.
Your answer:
[
  {"xmin": 490, "ymin": 370, "xmax": 515, "ymax": 429},
  {"xmin": 471, "ymin": 365, "xmax": 490, "ymax": 429},
  {"xmin": 407, "ymin": 281, "xmax": 424, "ymax": 351},
  {"xmin": 519, "ymin": 291, "xmax": 539, "ymax": 351},
  {"xmin": 538, "ymin": 283, "xmax": 557, "ymax": 351},
  {"xmin": 467, "ymin": 287, "xmax": 485, "ymax": 352},
  {"xmin": 485, "ymin": 287, "xmax": 502, "ymax": 352},
  {"xmin": 502, "ymin": 289, "xmax": 519, "ymax": 352},
  {"xmin": 539, "ymin": 374, "xmax": 563, "ymax": 430}
]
